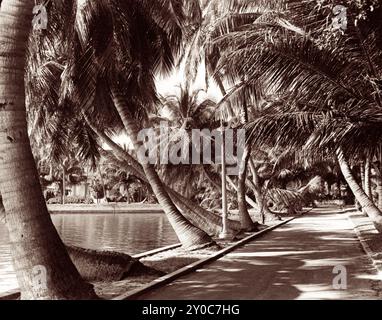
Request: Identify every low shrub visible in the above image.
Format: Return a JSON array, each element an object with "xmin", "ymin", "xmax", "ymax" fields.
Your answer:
[{"xmin": 47, "ymin": 196, "xmax": 94, "ymax": 204}]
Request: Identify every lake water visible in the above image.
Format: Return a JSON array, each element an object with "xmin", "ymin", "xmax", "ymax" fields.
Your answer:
[{"xmin": 0, "ymin": 213, "xmax": 178, "ymax": 293}]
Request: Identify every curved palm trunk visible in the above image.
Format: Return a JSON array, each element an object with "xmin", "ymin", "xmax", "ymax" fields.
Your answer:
[
  {"xmin": 248, "ymin": 158, "xmax": 280, "ymax": 222},
  {"xmin": 111, "ymin": 88, "xmax": 213, "ymax": 249},
  {"xmin": 238, "ymin": 147, "xmax": 257, "ymax": 230},
  {"xmin": 238, "ymin": 92, "xmax": 277, "ymax": 225},
  {"xmin": 166, "ymin": 189, "xmax": 221, "ymax": 235},
  {"xmin": 360, "ymin": 161, "xmax": 365, "ymax": 191},
  {"xmin": 226, "ymin": 175, "xmax": 258, "ymax": 209},
  {"xmin": 0, "ymin": 0, "xmax": 95, "ymax": 299},
  {"xmin": 337, "ymin": 149, "xmax": 382, "ymax": 231},
  {"xmin": 374, "ymin": 166, "xmax": 382, "ymax": 210}
]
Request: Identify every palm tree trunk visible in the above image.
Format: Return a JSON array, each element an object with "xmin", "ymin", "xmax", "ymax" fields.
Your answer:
[
  {"xmin": 377, "ymin": 177, "xmax": 382, "ymax": 210},
  {"xmin": 215, "ymin": 74, "xmax": 235, "ymax": 118},
  {"xmin": 248, "ymin": 159, "xmax": 280, "ymax": 222},
  {"xmin": 365, "ymin": 157, "xmax": 372, "ymax": 198},
  {"xmin": 0, "ymin": 0, "xmax": 96, "ymax": 299},
  {"xmin": 236, "ymin": 95, "xmax": 257, "ymax": 230},
  {"xmin": 97, "ymin": 163, "xmax": 106, "ymax": 200},
  {"xmin": 238, "ymin": 147, "xmax": 257, "ymax": 230},
  {"xmin": 337, "ymin": 149, "xmax": 382, "ymax": 231},
  {"xmin": 226, "ymin": 175, "xmax": 258, "ymax": 209},
  {"xmin": 166, "ymin": 189, "xmax": 222, "ymax": 235},
  {"xmin": 360, "ymin": 161, "xmax": 365, "ymax": 191},
  {"xmin": 110, "ymin": 88, "xmax": 213, "ymax": 249},
  {"xmin": 62, "ymin": 166, "xmax": 66, "ymax": 205},
  {"xmin": 373, "ymin": 164, "xmax": 382, "ymax": 210}
]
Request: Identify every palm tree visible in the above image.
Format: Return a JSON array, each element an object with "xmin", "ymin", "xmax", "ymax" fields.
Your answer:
[
  {"xmin": 154, "ymin": 87, "xmax": 224, "ymax": 199},
  {"xmin": 0, "ymin": 0, "xmax": 96, "ymax": 299},
  {"xmin": 26, "ymin": 0, "xmax": 216, "ymax": 249}
]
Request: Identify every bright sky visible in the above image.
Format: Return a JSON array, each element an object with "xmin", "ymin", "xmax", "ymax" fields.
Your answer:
[
  {"xmin": 108, "ymin": 65, "xmax": 223, "ymax": 149},
  {"xmin": 156, "ymin": 63, "xmax": 221, "ymax": 100}
]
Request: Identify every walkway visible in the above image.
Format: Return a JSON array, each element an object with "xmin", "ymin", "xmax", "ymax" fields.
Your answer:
[{"xmin": 139, "ymin": 207, "xmax": 382, "ymax": 300}]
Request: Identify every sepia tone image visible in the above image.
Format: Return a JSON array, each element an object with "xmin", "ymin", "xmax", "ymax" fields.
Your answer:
[{"xmin": 0, "ymin": 0, "xmax": 382, "ymax": 305}]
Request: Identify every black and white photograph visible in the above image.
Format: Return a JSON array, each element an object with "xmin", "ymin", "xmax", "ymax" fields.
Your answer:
[{"xmin": 0, "ymin": 0, "xmax": 382, "ymax": 310}]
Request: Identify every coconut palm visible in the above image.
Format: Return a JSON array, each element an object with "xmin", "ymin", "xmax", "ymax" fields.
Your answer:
[
  {"xmin": 153, "ymin": 86, "xmax": 220, "ymax": 197},
  {"xmin": 26, "ymin": 0, "xmax": 216, "ymax": 249},
  {"xmin": 0, "ymin": 0, "xmax": 96, "ymax": 299},
  {"xmin": 74, "ymin": 0, "xmax": 216, "ymax": 249}
]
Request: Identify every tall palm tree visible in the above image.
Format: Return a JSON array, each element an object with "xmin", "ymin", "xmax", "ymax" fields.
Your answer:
[
  {"xmin": 0, "ymin": 0, "xmax": 96, "ymax": 299},
  {"xmin": 28, "ymin": 0, "xmax": 215, "ymax": 249}
]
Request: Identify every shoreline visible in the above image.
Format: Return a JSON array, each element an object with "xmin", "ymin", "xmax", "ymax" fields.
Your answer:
[
  {"xmin": 47, "ymin": 203, "xmax": 165, "ymax": 214},
  {"xmin": 47, "ymin": 203, "xmax": 291, "ymax": 217}
]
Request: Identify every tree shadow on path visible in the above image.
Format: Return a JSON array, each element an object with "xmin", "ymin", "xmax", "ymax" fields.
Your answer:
[{"xmin": 140, "ymin": 208, "xmax": 382, "ymax": 300}]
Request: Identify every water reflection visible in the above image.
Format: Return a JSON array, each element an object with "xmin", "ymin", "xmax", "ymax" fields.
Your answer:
[{"xmin": 0, "ymin": 213, "xmax": 178, "ymax": 293}]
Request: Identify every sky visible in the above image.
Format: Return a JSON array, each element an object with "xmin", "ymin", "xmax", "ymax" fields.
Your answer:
[{"xmin": 109, "ymin": 64, "xmax": 223, "ymax": 149}]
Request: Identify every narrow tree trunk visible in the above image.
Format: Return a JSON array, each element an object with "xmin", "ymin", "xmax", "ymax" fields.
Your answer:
[
  {"xmin": 0, "ymin": 0, "xmax": 96, "ymax": 299},
  {"xmin": 111, "ymin": 88, "xmax": 213, "ymax": 249},
  {"xmin": 335, "ymin": 181, "xmax": 341, "ymax": 199},
  {"xmin": 62, "ymin": 166, "xmax": 66, "ymax": 205},
  {"xmin": 337, "ymin": 149, "xmax": 382, "ymax": 231},
  {"xmin": 220, "ymin": 127, "xmax": 230, "ymax": 237},
  {"xmin": 365, "ymin": 157, "xmax": 372, "ymax": 198},
  {"xmin": 238, "ymin": 147, "xmax": 257, "ymax": 230},
  {"xmin": 215, "ymin": 75, "xmax": 235, "ymax": 118},
  {"xmin": 248, "ymin": 159, "xmax": 280, "ymax": 222},
  {"xmin": 226, "ymin": 175, "xmax": 258, "ymax": 209},
  {"xmin": 373, "ymin": 165, "xmax": 382, "ymax": 210},
  {"xmin": 360, "ymin": 161, "xmax": 365, "ymax": 191},
  {"xmin": 97, "ymin": 163, "xmax": 106, "ymax": 200},
  {"xmin": 236, "ymin": 95, "xmax": 257, "ymax": 230},
  {"xmin": 326, "ymin": 182, "xmax": 332, "ymax": 197}
]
